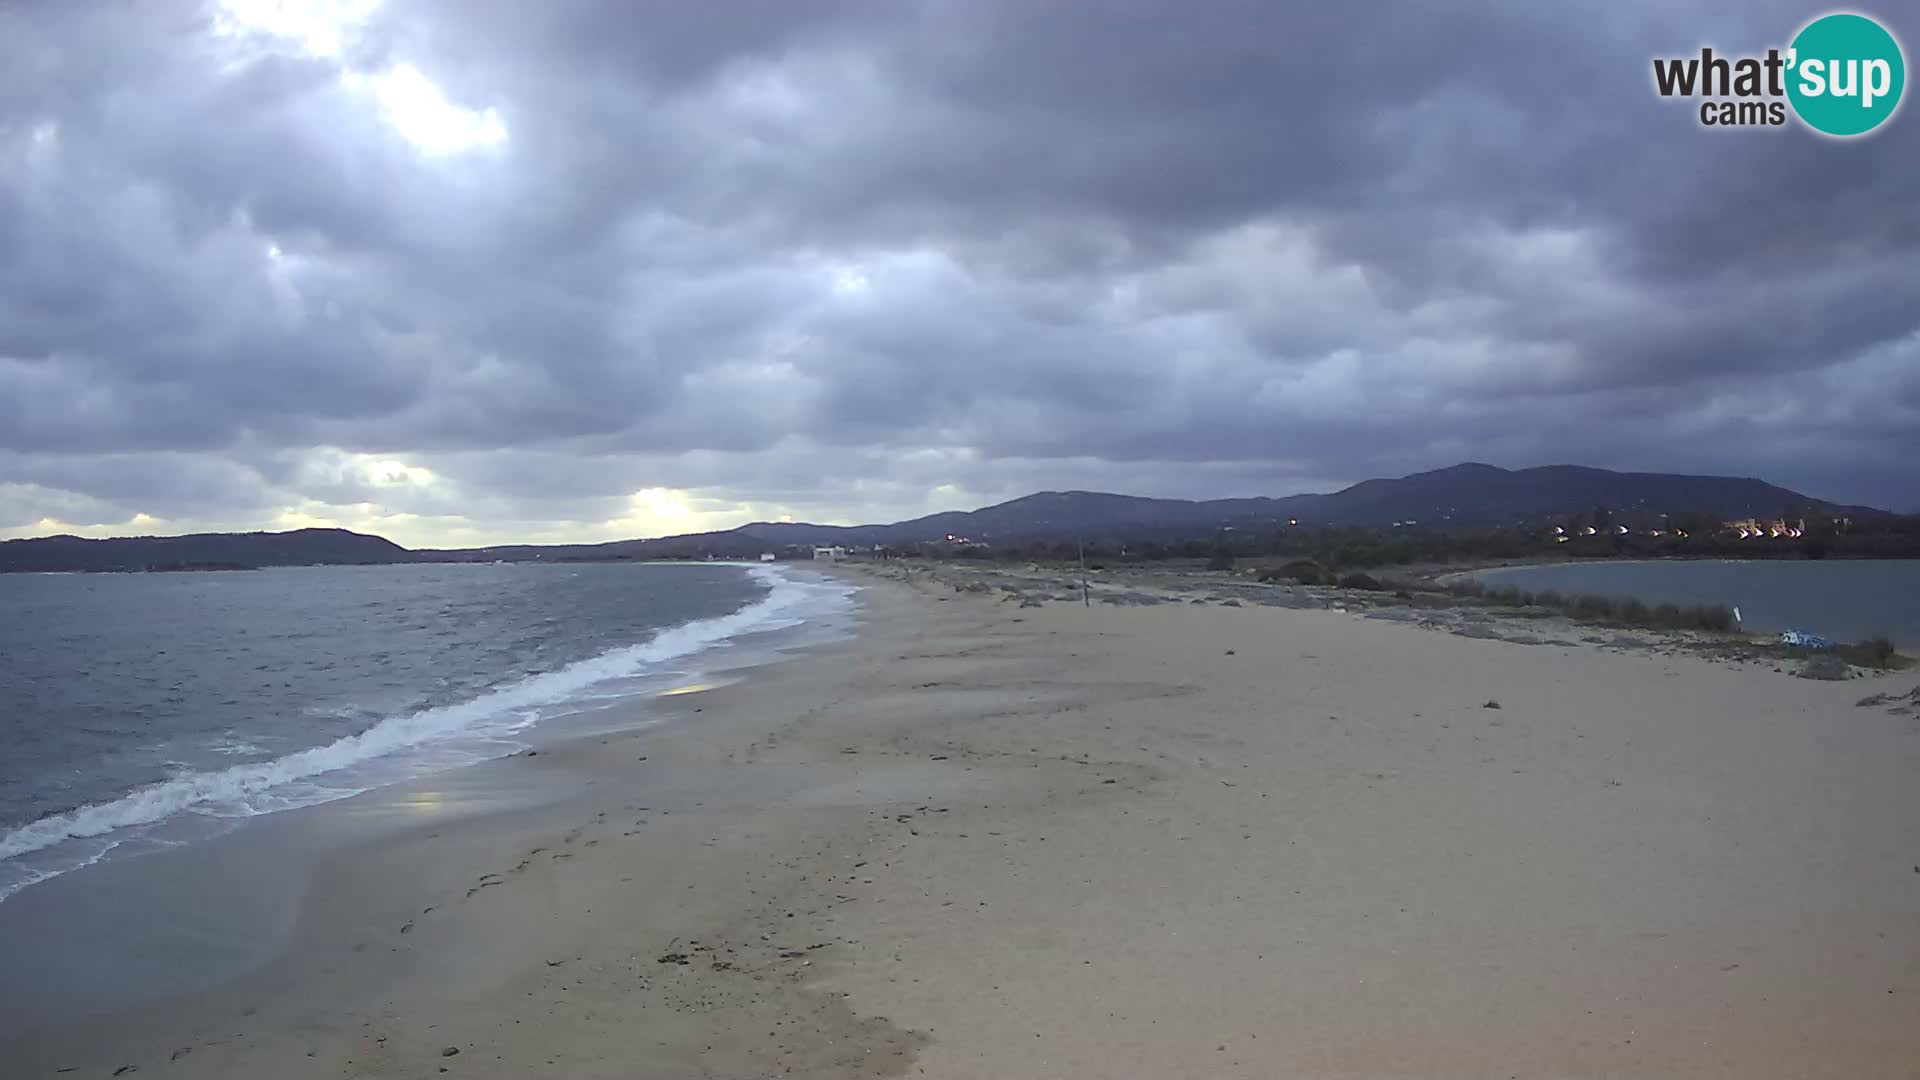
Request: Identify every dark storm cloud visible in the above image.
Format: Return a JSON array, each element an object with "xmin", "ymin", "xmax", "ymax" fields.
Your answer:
[{"xmin": 2, "ymin": 0, "xmax": 1917, "ymax": 544}]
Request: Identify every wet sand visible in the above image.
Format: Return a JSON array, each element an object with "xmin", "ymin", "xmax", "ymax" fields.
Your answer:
[{"xmin": 4, "ymin": 566, "xmax": 1918, "ymax": 1078}]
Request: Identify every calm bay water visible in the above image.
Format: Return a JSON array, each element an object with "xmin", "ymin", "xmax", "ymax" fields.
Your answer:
[
  {"xmin": 0, "ymin": 561, "xmax": 855, "ymax": 900},
  {"xmin": 1468, "ymin": 559, "xmax": 1920, "ymax": 646}
]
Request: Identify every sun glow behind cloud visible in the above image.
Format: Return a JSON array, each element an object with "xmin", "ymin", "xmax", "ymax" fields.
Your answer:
[
  {"xmin": 215, "ymin": 0, "xmax": 508, "ymax": 155},
  {"xmin": 213, "ymin": 0, "xmax": 383, "ymax": 58},
  {"xmin": 363, "ymin": 459, "xmax": 436, "ymax": 488},
  {"xmin": 345, "ymin": 64, "xmax": 508, "ymax": 155}
]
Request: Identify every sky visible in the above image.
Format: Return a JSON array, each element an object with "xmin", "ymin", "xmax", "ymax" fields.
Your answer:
[{"xmin": 2, "ymin": 1, "xmax": 1916, "ymax": 549}]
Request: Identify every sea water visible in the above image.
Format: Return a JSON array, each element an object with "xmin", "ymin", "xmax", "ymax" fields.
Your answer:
[
  {"xmin": 0, "ymin": 561, "xmax": 856, "ymax": 900},
  {"xmin": 1465, "ymin": 559, "xmax": 1920, "ymax": 646}
]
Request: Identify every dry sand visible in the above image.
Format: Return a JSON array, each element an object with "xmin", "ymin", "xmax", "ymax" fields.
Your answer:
[{"xmin": 4, "ymin": 564, "xmax": 1918, "ymax": 1079}]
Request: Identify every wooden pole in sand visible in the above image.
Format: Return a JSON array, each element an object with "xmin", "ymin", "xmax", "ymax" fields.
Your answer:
[{"xmin": 1079, "ymin": 538, "xmax": 1089, "ymax": 607}]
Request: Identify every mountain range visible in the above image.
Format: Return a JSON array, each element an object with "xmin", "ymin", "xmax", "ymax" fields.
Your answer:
[{"xmin": 0, "ymin": 463, "xmax": 1882, "ymax": 572}]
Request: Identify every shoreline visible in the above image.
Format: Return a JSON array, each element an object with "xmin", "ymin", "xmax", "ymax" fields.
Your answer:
[
  {"xmin": 0, "ymin": 574, "xmax": 926, "ymax": 1063},
  {"xmin": 1431, "ymin": 555, "xmax": 1783, "ymax": 586},
  {"xmin": 0, "ymin": 561, "xmax": 855, "ymax": 905},
  {"xmin": 1430, "ymin": 553, "xmax": 1920, "ymax": 584},
  {"xmin": 5, "ymin": 565, "xmax": 1918, "ymax": 1077}
]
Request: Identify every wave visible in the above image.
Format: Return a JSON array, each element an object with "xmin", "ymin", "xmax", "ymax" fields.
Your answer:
[{"xmin": 0, "ymin": 565, "xmax": 854, "ymax": 874}]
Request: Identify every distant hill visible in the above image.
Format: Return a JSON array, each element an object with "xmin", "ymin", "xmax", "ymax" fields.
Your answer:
[
  {"xmin": 425, "ymin": 463, "xmax": 1883, "ymax": 560},
  {"xmin": 1267, "ymin": 462, "xmax": 1879, "ymax": 530},
  {"xmin": 2, "ymin": 464, "xmax": 1882, "ymax": 571},
  {"xmin": 0, "ymin": 528, "xmax": 412, "ymax": 573},
  {"xmin": 698, "ymin": 463, "xmax": 1876, "ymax": 548}
]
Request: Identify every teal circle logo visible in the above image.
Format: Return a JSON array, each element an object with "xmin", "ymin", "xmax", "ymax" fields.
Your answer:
[{"xmin": 1786, "ymin": 13, "xmax": 1905, "ymax": 136}]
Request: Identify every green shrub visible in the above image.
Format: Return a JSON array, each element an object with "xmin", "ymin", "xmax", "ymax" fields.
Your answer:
[
  {"xmin": 1570, "ymin": 594, "xmax": 1614, "ymax": 620},
  {"xmin": 1834, "ymin": 636, "xmax": 1901, "ymax": 669},
  {"xmin": 1260, "ymin": 559, "xmax": 1328, "ymax": 585},
  {"xmin": 1338, "ymin": 572, "xmax": 1384, "ymax": 591},
  {"xmin": 1442, "ymin": 580, "xmax": 1735, "ymax": 635},
  {"xmin": 1680, "ymin": 604, "xmax": 1735, "ymax": 632}
]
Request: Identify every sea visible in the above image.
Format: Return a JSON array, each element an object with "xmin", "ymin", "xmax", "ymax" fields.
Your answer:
[
  {"xmin": 0, "ymin": 561, "xmax": 857, "ymax": 902},
  {"xmin": 1464, "ymin": 559, "xmax": 1920, "ymax": 646}
]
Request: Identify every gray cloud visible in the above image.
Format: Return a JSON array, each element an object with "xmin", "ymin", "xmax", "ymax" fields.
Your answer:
[{"xmin": 2, "ymin": 0, "xmax": 1916, "ymax": 546}]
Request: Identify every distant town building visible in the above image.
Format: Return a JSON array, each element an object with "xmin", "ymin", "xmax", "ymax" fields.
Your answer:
[
  {"xmin": 935, "ymin": 534, "xmax": 990, "ymax": 552},
  {"xmin": 759, "ymin": 552, "xmax": 777, "ymax": 562},
  {"xmin": 1724, "ymin": 517, "xmax": 1805, "ymax": 539},
  {"xmin": 812, "ymin": 546, "xmax": 849, "ymax": 561}
]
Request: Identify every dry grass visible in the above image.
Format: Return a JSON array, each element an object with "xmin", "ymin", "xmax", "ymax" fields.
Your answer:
[{"xmin": 1436, "ymin": 580, "xmax": 1736, "ymax": 633}]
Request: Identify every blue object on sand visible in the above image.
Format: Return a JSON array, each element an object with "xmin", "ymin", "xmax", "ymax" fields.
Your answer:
[{"xmin": 1778, "ymin": 629, "xmax": 1835, "ymax": 649}]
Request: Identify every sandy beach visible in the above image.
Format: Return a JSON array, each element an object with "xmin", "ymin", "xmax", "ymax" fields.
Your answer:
[{"xmin": 4, "ymin": 564, "xmax": 1918, "ymax": 1079}]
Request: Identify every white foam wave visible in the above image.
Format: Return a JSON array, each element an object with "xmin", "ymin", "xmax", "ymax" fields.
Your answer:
[{"xmin": 0, "ymin": 565, "xmax": 854, "ymax": 868}]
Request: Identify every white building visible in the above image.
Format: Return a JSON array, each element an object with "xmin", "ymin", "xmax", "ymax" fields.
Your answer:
[
  {"xmin": 812, "ymin": 546, "xmax": 848, "ymax": 561},
  {"xmin": 759, "ymin": 552, "xmax": 777, "ymax": 562}
]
